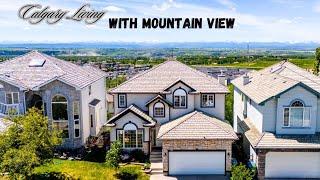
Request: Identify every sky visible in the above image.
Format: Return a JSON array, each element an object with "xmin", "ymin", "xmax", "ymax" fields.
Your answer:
[{"xmin": 1, "ymin": 0, "xmax": 320, "ymax": 43}]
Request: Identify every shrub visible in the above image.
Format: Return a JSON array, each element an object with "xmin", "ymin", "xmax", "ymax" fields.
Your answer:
[
  {"xmin": 106, "ymin": 141, "xmax": 122, "ymax": 168},
  {"xmin": 115, "ymin": 166, "xmax": 140, "ymax": 180},
  {"xmin": 231, "ymin": 163, "xmax": 255, "ymax": 180},
  {"xmin": 130, "ymin": 149, "xmax": 148, "ymax": 163},
  {"xmin": 28, "ymin": 171, "xmax": 75, "ymax": 180}
]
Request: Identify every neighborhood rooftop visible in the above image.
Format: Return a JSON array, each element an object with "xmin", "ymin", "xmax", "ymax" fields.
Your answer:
[
  {"xmin": 232, "ymin": 61, "xmax": 320, "ymax": 104},
  {"xmin": 0, "ymin": 51, "xmax": 106, "ymax": 90},
  {"xmin": 239, "ymin": 118, "xmax": 320, "ymax": 149},
  {"xmin": 109, "ymin": 60, "xmax": 229, "ymax": 94},
  {"xmin": 157, "ymin": 111, "xmax": 238, "ymax": 140}
]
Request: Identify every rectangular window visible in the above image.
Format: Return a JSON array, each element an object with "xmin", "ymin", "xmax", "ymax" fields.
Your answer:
[
  {"xmin": 154, "ymin": 107, "xmax": 164, "ymax": 117},
  {"xmin": 73, "ymin": 101, "xmax": 80, "ymax": 138},
  {"xmin": 283, "ymin": 107, "xmax": 311, "ymax": 128},
  {"xmin": 53, "ymin": 122, "xmax": 69, "ymax": 139},
  {"xmin": 201, "ymin": 94, "xmax": 215, "ymax": 107},
  {"xmin": 5, "ymin": 92, "xmax": 19, "ymax": 104},
  {"xmin": 118, "ymin": 94, "xmax": 127, "ymax": 108},
  {"xmin": 90, "ymin": 114, "xmax": 94, "ymax": 128},
  {"xmin": 117, "ymin": 129, "xmax": 143, "ymax": 148},
  {"xmin": 89, "ymin": 85, "xmax": 92, "ymax": 96}
]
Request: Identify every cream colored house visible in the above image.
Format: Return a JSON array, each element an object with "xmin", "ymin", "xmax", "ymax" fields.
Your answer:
[
  {"xmin": 232, "ymin": 61, "xmax": 320, "ymax": 179},
  {"xmin": 106, "ymin": 60, "xmax": 237, "ymax": 175}
]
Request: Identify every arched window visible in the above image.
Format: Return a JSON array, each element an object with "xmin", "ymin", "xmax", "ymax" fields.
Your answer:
[
  {"xmin": 117, "ymin": 123, "xmax": 143, "ymax": 148},
  {"xmin": 173, "ymin": 89, "xmax": 187, "ymax": 108},
  {"xmin": 154, "ymin": 102, "xmax": 165, "ymax": 117},
  {"xmin": 283, "ymin": 100, "xmax": 310, "ymax": 128},
  {"xmin": 52, "ymin": 95, "xmax": 69, "ymax": 138}
]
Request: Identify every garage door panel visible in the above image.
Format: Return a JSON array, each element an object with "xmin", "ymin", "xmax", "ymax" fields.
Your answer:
[
  {"xmin": 169, "ymin": 151, "xmax": 225, "ymax": 175},
  {"xmin": 265, "ymin": 152, "xmax": 320, "ymax": 178}
]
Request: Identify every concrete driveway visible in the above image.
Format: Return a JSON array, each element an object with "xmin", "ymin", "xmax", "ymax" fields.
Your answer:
[{"xmin": 151, "ymin": 174, "xmax": 230, "ymax": 180}]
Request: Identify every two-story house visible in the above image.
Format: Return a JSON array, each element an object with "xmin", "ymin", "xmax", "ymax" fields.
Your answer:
[
  {"xmin": 106, "ymin": 60, "xmax": 237, "ymax": 176},
  {"xmin": 232, "ymin": 61, "xmax": 320, "ymax": 179},
  {"xmin": 0, "ymin": 51, "xmax": 107, "ymax": 149}
]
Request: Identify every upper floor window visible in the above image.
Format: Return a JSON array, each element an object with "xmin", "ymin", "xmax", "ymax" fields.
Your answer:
[
  {"xmin": 89, "ymin": 85, "xmax": 92, "ymax": 96},
  {"xmin": 283, "ymin": 100, "xmax": 310, "ymax": 128},
  {"xmin": 173, "ymin": 89, "xmax": 187, "ymax": 108},
  {"xmin": 52, "ymin": 95, "xmax": 69, "ymax": 138},
  {"xmin": 118, "ymin": 94, "xmax": 127, "ymax": 108},
  {"xmin": 201, "ymin": 94, "xmax": 215, "ymax": 108},
  {"xmin": 5, "ymin": 92, "xmax": 19, "ymax": 104},
  {"xmin": 154, "ymin": 102, "xmax": 165, "ymax": 117}
]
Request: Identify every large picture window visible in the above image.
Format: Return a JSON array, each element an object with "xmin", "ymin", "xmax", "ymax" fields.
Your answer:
[
  {"xmin": 52, "ymin": 95, "xmax": 69, "ymax": 138},
  {"xmin": 283, "ymin": 100, "xmax": 311, "ymax": 128},
  {"xmin": 117, "ymin": 123, "xmax": 143, "ymax": 149},
  {"xmin": 154, "ymin": 102, "xmax": 165, "ymax": 117},
  {"xmin": 201, "ymin": 94, "xmax": 215, "ymax": 107},
  {"xmin": 173, "ymin": 89, "xmax": 187, "ymax": 108}
]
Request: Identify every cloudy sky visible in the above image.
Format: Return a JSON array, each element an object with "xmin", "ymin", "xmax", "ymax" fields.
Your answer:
[{"xmin": 1, "ymin": 0, "xmax": 320, "ymax": 43}]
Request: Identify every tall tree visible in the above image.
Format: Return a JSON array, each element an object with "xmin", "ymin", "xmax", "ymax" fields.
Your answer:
[
  {"xmin": 313, "ymin": 48, "xmax": 320, "ymax": 75},
  {"xmin": 0, "ymin": 108, "xmax": 62, "ymax": 179}
]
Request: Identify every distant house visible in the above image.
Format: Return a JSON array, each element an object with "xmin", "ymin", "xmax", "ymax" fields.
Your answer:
[
  {"xmin": 232, "ymin": 61, "xmax": 320, "ymax": 179},
  {"xmin": 106, "ymin": 93, "xmax": 114, "ymax": 116},
  {"xmin": 106, "ymin": 60, "xmax": 237, "ymax": 176},
  {"xmin": 0, "ymin": 51, "xmax": 107, "ymax": 149}
]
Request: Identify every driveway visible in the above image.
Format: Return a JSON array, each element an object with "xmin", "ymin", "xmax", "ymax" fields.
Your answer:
[{"xmin": 151, "ymin": 174, "xmax": 230, "ymax": 180}]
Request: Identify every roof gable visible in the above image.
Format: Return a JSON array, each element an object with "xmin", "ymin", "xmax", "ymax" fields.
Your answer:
[
  {"xmin": 145, "ymin": 95, "xmax": 173, "ymax": 107},
  {"xmin": 110, "ymin": 60, "xmax": 228, "ymax": 94},
  {"xmin": 157, "ymin": 111, "xmax": 237, "ymax": 140}
]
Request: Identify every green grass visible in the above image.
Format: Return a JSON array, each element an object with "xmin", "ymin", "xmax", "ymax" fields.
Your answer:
[
  {"xmin": 195, "ymin": 58, "xmax": 315, "ymax": 70},
  {"xmin": 32, "ymin": 159, "xmax": 149, "ymax": 180}
]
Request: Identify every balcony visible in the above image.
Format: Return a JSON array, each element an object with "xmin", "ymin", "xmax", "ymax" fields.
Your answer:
[{"xmin": 0, "ymin": 102, "xmax": 22, "ymax": 116}]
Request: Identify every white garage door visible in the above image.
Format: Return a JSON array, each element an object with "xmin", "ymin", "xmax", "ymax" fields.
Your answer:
[
  {"xmin": 265, "ymin": 152, "xmax": 320, "ymax": 178},
  {"xmin": 169, "ymin": 151, "xmax": 225, "ymax": 175}
]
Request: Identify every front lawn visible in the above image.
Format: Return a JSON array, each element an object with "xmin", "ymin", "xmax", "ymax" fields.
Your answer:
[{"xmin": 32, "ymin": 159, "xmax": 149, "ymax": 180}]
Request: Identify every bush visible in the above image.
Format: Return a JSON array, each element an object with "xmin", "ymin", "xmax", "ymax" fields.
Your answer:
[
  {"xmin": 115, "ymin": 166, "xmax": 140, "ymax": 180},
  {"xmin": 106, "ymin": 141, "xmax": 122, "ymax": 168},
  {"xmin": 130, "ymin": 149, "xmax": 148, "ymax": 163},
  {"xmin": 231, "ymin": 163, "xmax": 255, "ymax": 180},
  {"xmin": 28, "ymin": 172, "xmax": 75, "ymax": 180}
]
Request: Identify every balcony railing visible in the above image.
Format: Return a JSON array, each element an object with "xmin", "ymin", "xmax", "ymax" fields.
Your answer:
[{"xmin": 0, "ymin": 103, "xmax": 22, "ymax": 116}]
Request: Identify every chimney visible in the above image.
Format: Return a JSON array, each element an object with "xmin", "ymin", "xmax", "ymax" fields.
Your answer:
[
  {"xmin": 243, "ymin": 74, "xmax": 250, "ymax": 85},
  {"xmin": 218, "ymin": 74, "xmax": 226, "ymax": 85}
]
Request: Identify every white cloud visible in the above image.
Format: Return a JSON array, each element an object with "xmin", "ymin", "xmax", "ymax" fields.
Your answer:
[
  {"xmin": 313, "ymin": 1, "xmax": 320, "ymax": 13},
  {"xmin": 152, "ymin": 0, "xmax": 180, "ymax": 11},
  {"xmin": 216, "ymin": 0, "xmax": 236, "ymax": 11},
  {"xmin": 104, "ymin": 5, "xmax": 126, "ymax": 13}
]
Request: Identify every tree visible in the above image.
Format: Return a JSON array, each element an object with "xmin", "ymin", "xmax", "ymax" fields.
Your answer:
[
  {"xmin": 231, "ymin": 163, "xmax": 255, "ymax": 180},
  {"xmin": 0, "ymin": 108, "xmax": 62, "ymax": 179},
  {"xmin": 106, "ymin": 141, "xmax": 122, "ymax": 168},
  {"xmin": 313, "ymin": 48, "xmax": 320, "ymax": 75}
]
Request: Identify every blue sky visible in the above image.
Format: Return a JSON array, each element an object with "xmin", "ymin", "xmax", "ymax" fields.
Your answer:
[{"xmin": 1, "ymin": 0, "xmax": 320, "ymax": 43}]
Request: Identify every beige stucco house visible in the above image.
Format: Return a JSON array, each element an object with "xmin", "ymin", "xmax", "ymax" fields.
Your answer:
[
  {"xmin": 233, "ymin": 61, "xmax": 320, "ymax": 179},
  {"xmin": 106, "ymin": 60, "xmax": 237, "ymax": 175}
]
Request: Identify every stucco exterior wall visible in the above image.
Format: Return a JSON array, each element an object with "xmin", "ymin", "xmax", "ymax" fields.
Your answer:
[
  {"xmin": 317, "ymin": 99, "xmax": 320, "ymax": 132},
  {"xmin": 0, "ymin": 80, "xmax": 25, "ymax": 114},
  {"xmin": 276, "ymin": 85, "xmax": 317, "ymax": 134},
  {"xmin": 194, "ymin": 93, "xmax": 225, "ymax": 120},
  {"xmin": 148, "ymin": 100, "xmax": 170, "ymax": 124},
  {"xmin": 114, "ymin": 93, "xmax": 157, "ymax": 114},
  {"xmin": 162, "ymin": 139, "xmax": 233, "ymax": 174},
  {"xmin": 262, "ymin": 99, "xmax": 277, "ymax": 132}
]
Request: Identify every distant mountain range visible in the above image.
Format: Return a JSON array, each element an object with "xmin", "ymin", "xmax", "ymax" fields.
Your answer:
[{"xmin": 0, "ymin": 42, "xmax": 319, "ymax": 50}]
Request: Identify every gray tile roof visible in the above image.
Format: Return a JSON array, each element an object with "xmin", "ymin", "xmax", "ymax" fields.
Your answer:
[
  {"xmin": 239, "ymin": 118, "xmax": 320, "ymax": 149},
  {"xmin": 232, "ymin": 61, "xmax": 320, "ymax": 104},
  {"xmin": 110, "ymin": 60, "xmax": 229, "ymax": 94},
  {"xmin": 157, "ymin": 111, "xmax": 238, "ymax": 140},
  {"xmin": 0, "ymin": 51, "xmax": 107, "ymax": 90},
  {"xmin": 89, "ymin": 99, "xmax": 101, "ymax": 106},
  {"xmin": 145, "ymin": 95, "xmax": 173, "ymax": 107},
  {"xmin": 105, "ymin": 104, "xmax": 156, "ymax": 127}
]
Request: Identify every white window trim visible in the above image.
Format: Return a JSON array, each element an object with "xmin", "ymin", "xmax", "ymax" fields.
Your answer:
[
  {"xmin": 201, "ymin": 94, "xmax": 215, "ymax": 108},
  {"xmin": 5, "ymin": 92, "xmax": 19, "ymax": 104},
  {"xmin": 117, "ymin": 129, "xmax": 143, "ymax": 149},
  {"xmin": 118, "ymin": 94, "xmax": 126, "ymax": 108},
  {"xmin": 283, "ymin": 107, "xmax": 311, "ymax": 128},
  {"xmin": 73, "ymin": 101, "xmax": 80, "ymax": 138},
  {"xmin": 154, "ymin": 102, "xmax": 165, "ymax": 117},
  {"xmin": 51, "ymin": 95, "xmax": 70, "ymax": 139}
]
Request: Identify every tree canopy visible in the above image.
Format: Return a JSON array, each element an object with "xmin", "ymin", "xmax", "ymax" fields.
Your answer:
[{"xmin": 0, "ymin": 108, "xmax": 62, "ymax": 179}]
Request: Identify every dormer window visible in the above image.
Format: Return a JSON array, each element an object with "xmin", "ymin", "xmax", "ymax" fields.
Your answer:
[
  {"xmin": 154, "ymin": 102, "xmax": 165, "ymax": 117},
  {"xmin": 173, "ymin": 89, "xmax": 187, "ymax": 108},
  {"xmin": 118, "ymin": 94, "xmax": 127, "ymax": 108},
  {"xmin": 283, "ymin": 100, "xmax": 311, "ymax": 128}
]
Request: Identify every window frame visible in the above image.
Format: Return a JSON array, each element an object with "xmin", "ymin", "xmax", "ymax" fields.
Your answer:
[
  {"xmin": 153, "ymin": 101, "xmax": 165, "ymax": 117},
  {"xmin": 51, "ymin": 95, "xmax": 69, "ymax": 139},
  {"xmin": 173, "ymin": 88, "xmax": 187, "ymax": 109},
  {"xmin": 88, "ymin": 85, "xmax": 92, "ymax": 96},
  {"xmin": 5, "ymin": 92, "xmax": 19, "ymax": 104},
  {"xmin": 116, "ymin": 123, "xmax": 144, "ymax": 149},
  {"xmin": 200, "ymin": 93, "xmax": 215, "ymax": 108},
  {"xmin": 73, "ymin": 101, "xmax": 80, "ymax": 138},
  {"xmin": 283, "ymin": 100, "xmax": 311, "ymax": 128},
  {"xmin": 118, "ymin": 94, "xmax": 127, "ymax": 108}
]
